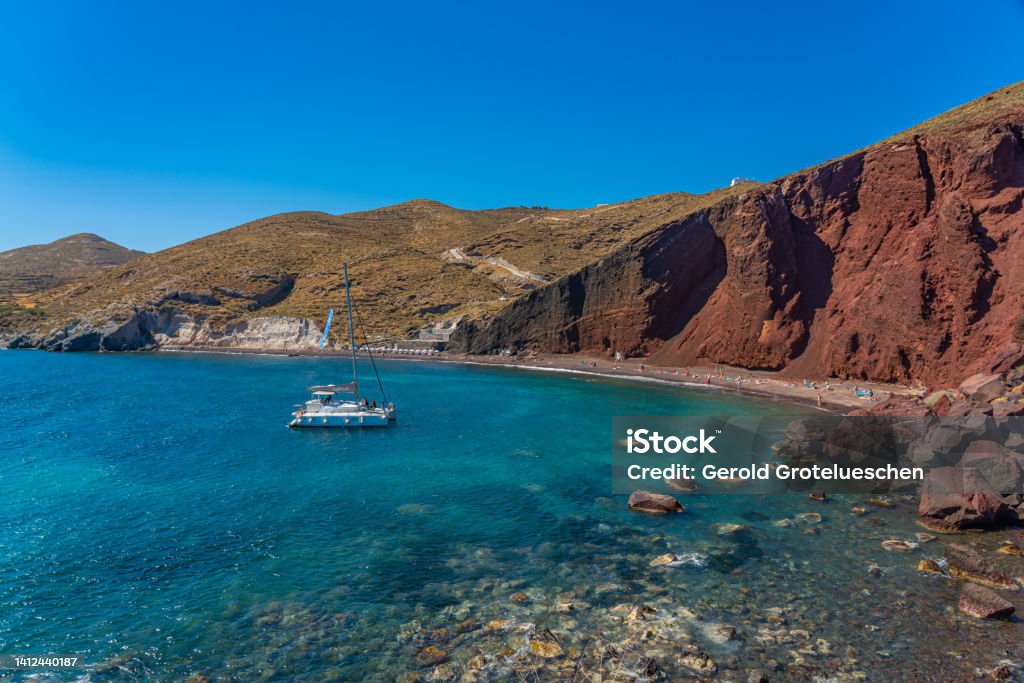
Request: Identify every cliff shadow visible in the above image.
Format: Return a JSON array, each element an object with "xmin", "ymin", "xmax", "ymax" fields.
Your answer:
[
  {"xmin": 642, "ymin": 216, "xmax": 728, "ymax": 343},
  {"xmin": 788, "ymin": 217, "xmax": 835, "ymax": 359}
]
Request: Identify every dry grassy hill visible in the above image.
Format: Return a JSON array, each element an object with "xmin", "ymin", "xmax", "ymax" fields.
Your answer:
[
  {"xmin": 4, "ymin": 189, "xmax": 755, "ymax": 345},
  {"xmin": 0, "ymin": 233, "xmax": 143, "ymax": 302}
]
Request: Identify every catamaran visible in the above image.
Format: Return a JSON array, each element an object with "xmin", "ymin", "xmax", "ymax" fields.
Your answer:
[{"xmin": 288, "ymin": 264, "xmax": 396, "ymax": 428}]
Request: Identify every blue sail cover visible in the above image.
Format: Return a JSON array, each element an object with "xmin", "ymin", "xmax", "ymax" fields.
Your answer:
[{"xmin": 318, "ymin": 309, "xmax": 334, "ymax": 349}]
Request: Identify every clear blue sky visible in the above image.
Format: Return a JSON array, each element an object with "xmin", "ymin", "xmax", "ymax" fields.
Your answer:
[{"xmin": 1, "ymin": 1, "xmax": 1022, "ymax": 253}]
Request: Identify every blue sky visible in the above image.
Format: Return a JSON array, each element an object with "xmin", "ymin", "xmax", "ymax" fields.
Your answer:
[{"xmin": 1, "ymin": 1, "xmax": 1022, "ymax": 253}]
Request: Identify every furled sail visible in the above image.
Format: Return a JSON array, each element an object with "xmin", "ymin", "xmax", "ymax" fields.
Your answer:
[{"xmin": 318, "ymin": 308, "xmax": 334, "ymax": 349}]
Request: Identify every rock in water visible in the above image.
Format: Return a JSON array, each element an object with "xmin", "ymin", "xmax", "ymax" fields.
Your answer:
[
  {"xmin": 627, "ymin": 490, "xmax": 684, "ymax": 513},
  {"xmin": 649, "ymin": 553, "xmax": 678, "ymax": 567},
  {"xmin": 917, "ymin": 559, "xmax": 943, "ymax": 575},
  {"xmin": 415, "ymin": 645, "xmax": 448, "ymax": 666},
  {"xmin": 666, "ymin": 476, "xmax": 697, "ymax": 492},
  {"xmin": 529, "ymin": 639, "xmax": 562, "ymax": 658},
  {"xmin": 958, "ymin": 584, "xmax": 1016, "ymax": 619},
  {"xmin": 945, "ymin": 544, "xmax": 1019, "ymax": 591},
  {"xmin": 882, "ymin": 540, "xmax": 918, "ymax": 552}
]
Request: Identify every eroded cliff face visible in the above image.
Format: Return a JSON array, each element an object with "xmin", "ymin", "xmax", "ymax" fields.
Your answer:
[
  {"xmin": 5, "ymin": 310, "xmax": 324, "ymax": 353},
  {"xmin": 452, "ymin": 121, "xmax": 1024, "ymax": 386}
]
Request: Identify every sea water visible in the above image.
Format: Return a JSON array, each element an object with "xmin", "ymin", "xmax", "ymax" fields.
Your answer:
[{"xmin": 0, "ymin": 351, "xmax": 1020, "ymax": 681}]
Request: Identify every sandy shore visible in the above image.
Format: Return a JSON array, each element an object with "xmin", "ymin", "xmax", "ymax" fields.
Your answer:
[
  {"xmin": 435, "ymin": 352, "xmax": 909, "ymax": 412},
  {"xmin": 160, "ymin": 346, "xmax": 910, "ymax": 413}
]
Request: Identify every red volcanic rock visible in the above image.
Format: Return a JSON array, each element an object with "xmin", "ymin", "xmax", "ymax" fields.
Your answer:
[
  {"xmin": 993, "ymin": 401, "xmax": 1024, "ymax": 417},
  {"xmin": 918, "ymin": 468, "xmax": 1009, "ymax": 531},
  {"xmin": 961, "ymin": 441, "xmax": 1024, "ymax": 496},
  {"xmin": 945, "ymin": 543, "xmax": 1018, "ymax": 590},
  {"xmin": 945, "ymin": 399, "xmax": 993, "ymax": 417},
  {"xmin": 846, "ymin": 395, "xmax": 934, "ymax": 417},
  {"xmin": 931, "ymin": 394, "xmax": 954, "ymax": 416},
  {"xmin": 453, "ymin": 85, "xmax": 1024, "ymax": 386},
  {"xmin": 987, "ymin": 343, "xmax": 1024, "ymax": 375},
  {"xmin": 627, "ymin": 490, "xmax": 684, "ymax": 514},
  {"xmin": 959, "ymin": 373, "xmax": 1006, "ymax": 402},
  {"xmin": 959, "ymin": 583, "xmax": 1016, "ymax": 619}
]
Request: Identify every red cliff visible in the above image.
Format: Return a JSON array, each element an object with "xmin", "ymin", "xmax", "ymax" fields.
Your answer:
[{"xmin": 452, "ymin": 84, "xmax": 1024, "ymax": 386}]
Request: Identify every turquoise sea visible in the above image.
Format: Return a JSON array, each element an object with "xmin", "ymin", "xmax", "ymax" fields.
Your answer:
[{"xmin": 0, "ymin": 351, "xmax": 1021, "ymax": 682}]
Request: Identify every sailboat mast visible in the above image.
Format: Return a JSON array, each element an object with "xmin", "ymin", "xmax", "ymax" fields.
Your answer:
[{"xmin": 344, "ymin": 263, "xmax": 358, "ymax": 398}]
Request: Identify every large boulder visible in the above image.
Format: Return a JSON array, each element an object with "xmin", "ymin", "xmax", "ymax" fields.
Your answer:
[
  {"xmin": 986, "ymin": 343, "xmax": 1024, "ymax": 375},
  {"xmin": 945, "ymin": 543, "xmax": 1018, "ymax": 590},
  {"xmin": 959, "ymin": 583, "xmax": 1016, "ymax": 619},
  {"xmin": 959, "ymin": 373, "xmax": 1005, "ymax": 403},
  {"xmin": 944, "ymin": 399, "xmax": 993, "ymax": 417},
  {"xmin": 627, "ymin": 490, "xmax": 684, "ymax": 514},
  {"xmin": 918, "ymin": 467, "xmax": 1009, "ymax": 531},
  {"xmin": 961, "ymin": 441, "xmax": 1024, "ymax": 496}
]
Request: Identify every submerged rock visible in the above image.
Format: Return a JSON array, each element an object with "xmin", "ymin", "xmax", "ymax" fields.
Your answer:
[
  {"xmin": 415, "ymin": 645, "xmax": 449, "ymax": 666},
  {"xmin": 627, "ymin": 490, "xmax": 684, "ymax": 514},
  {"xmin": 881, "ymin": 540, "xmax": 919, "ymax": 552},
  {"xmin": 999, "ymin": 543, "xmax": 1024, "ymax": 556},
  {"xmin": 959, "ymin": 584, "xmax": 1016, "ymax": 619},
  {"xmin": 649, "ymin": 553, "xmax": 678, "ymax": 567},
  {"xmin": 666, "ymin": 476, "xmax": 697, "ymax": 493},
  {"xmin": 529, "ymin": 638, "xmax": 562, "ymax": 658},
  {"xmin": 427, "ymin": 662, "xmax": 456, "ymax": 682},
  {"xmin": 945, "ymin": 544, "xmax": 1019, "ymax": 591},
  {"xmin": 917, "ymin": 559, "xmax": 944, "ymax": 575},
  {"xmin": 678, "ymin": 648, "xmax": 717, "ymax": 676}
]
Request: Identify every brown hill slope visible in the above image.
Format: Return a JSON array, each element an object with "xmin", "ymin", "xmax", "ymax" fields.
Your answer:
[
  {"xmin": 453, "ymin": 82, "xmax": 1024, "ymax": 386},
  {"xmin": 1, "ymin": 191, "xmax": 751, "ymax": 350},
  {"xmin": 0, "ymin": 233, "xmax": 143, "ymax": 301}
]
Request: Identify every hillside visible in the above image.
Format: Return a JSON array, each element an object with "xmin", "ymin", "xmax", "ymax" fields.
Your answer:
[
  {"xmin": 3, "ymin": 82, "xmax": 1023, "ymax": 386},
  {"xmin": 454, "ymin": 82, "xmax": 1024, "ymax": 385},
  {"xmin": 0, "ymin": 191, "xmax": 752, "ymax": 350},
  {"xmin": 0, "ymin": 233, "xmax": 143, "ymax": 302}
]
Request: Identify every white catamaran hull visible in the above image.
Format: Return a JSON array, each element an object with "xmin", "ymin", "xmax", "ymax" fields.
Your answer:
[{"xmin": 289, "ymin": 411, "xmax": 389, "ymax": 428}]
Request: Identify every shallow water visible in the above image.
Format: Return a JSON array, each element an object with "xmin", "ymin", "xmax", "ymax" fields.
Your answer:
[{"xmin": 0, "ymin": 351, "xmax": 1021, "ymax": 682}]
